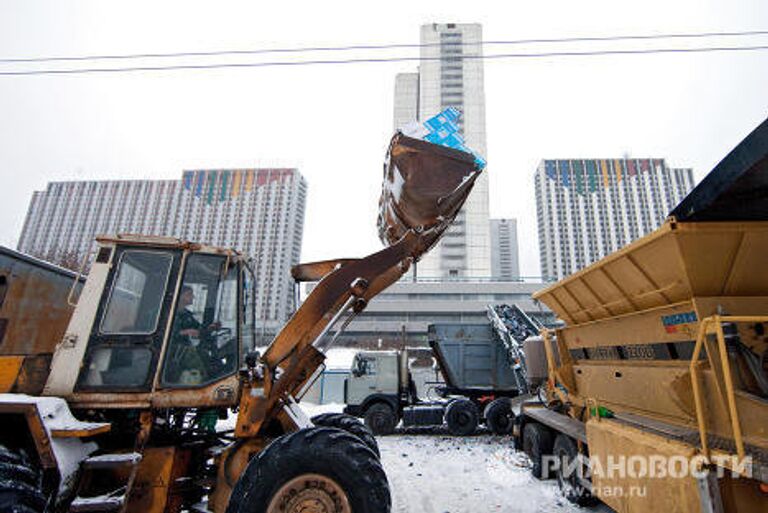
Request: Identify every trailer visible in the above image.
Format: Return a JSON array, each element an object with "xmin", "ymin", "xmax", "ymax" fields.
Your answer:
[{"xmin": 514, "ymin": 118, "xmax": 768, "ymax": 512}]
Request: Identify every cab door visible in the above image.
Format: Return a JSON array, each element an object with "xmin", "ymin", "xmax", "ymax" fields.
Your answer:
[
  {"xmin": 158, "ymin": 253, "xmax": 240, "ymax": 388},
  {"xmin": 76, "ymin": 247, "xmax": 181, "ymax": 392}
]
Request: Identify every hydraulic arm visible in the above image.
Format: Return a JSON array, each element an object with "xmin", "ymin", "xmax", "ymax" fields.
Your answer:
[{"xmin": 235, "ymin": 132, "xmax": 484, "ymax": 437}]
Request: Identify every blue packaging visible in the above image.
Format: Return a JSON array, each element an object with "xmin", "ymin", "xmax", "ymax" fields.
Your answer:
[{"xmin": 418, "ymin": 107, "xmax": 486, "ymax": 170}]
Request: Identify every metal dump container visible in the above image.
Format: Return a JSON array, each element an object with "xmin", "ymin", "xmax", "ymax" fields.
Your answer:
[
  {"xmin": 427, "ymin": 324, "xmax": 521, "ymax": 393},
  {"xmin": 534, "ymin": 219, "xmax": 768, "ymax": 327}
]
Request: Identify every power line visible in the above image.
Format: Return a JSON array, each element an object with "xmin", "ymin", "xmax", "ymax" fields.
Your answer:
[
  {"xmin": 1, "ymin": 29, "xmax": 767, "ymax": 64},
  {"xmin": 0, "ymin": 44, "xmax": 766, "ymax": 77}
]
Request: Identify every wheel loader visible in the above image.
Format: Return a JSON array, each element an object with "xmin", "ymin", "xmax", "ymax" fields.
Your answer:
[
  {"xmin": 516, "ymin": 118, "xmax": 768, "ymax": 512},
  {"xmin": 0, "ymin": 132, "xmax": 484, "ymax": 513}
]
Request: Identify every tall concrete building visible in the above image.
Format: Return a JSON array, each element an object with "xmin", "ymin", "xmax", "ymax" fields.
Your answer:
[
  {"xmin": 394, "ymin": 22, "xmax": 490, "ymax": 278},
  {"xmin": 535, "ymin": 158, "xmax": 695, "ymax": 281},
  {"xmin": 18, "ymin": 169, "xmax": 307, "ymax": 334},
  {"xmin": 490, "ymin": 218, "xmax": 520, "ymax": 281}
]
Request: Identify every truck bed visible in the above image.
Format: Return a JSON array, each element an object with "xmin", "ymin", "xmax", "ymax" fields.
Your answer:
[{"xmin": 428, "ymin": 324, "xmax": 523, "ymax": 393}]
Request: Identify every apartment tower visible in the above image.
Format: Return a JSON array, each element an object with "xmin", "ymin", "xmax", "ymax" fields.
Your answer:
[
  {"xmin": 535, "ymin": 158, "xmax": 694, "ymax": 280},
  {"xmin": 394, "ymin": 22, "xmax": 490, "ymax": 279},
  {"xmin": 18, "ymin": 169, "xmax": 307, "ymax": 334}
]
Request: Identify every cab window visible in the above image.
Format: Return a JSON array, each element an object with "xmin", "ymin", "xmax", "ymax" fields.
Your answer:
[
  {"xmin": 100, "ymin": 251, "xmax": 173, "ymax": 334},
  {"xmin": 162, "ymin": 254, "xmax": 239, "ymax": 387},
  {"xmin": 353, "ymin": 355, "xmax": 377, "ymax": 377}
]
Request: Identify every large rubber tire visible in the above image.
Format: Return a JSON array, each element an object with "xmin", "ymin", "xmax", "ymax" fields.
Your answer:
[
  {"xmin": 522, "ymin": 422, "xmax": 554, "ymax": 479},
  {"xmin": 226, "ymin": 427, "xmax": 390, "ymax": 513},
  {"xmin": 484, "ymin": 398, "xmax": 515, "ymax": 435},
  {"xmin": 444, "ymin": 398, "xmax": 479, "ymax": 436},
  {"xmin": 311, "ymin": 413, "xmax": 380, "ymax": 457},
  {"xmin": 363, "ymin": 403, "xmax": 398, "ymax": 436},
  {"xmin": 0, "ymin": 445, "xmax": 46, "ymax": 513},
  {"xmin": 553, "ymin": 434, "xmax": 595, "ymax": 506}
]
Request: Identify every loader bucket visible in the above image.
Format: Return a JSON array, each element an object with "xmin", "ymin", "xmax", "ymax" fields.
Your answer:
[{"xmin": 377, "ymin": 132, "xmax": 483, "ymax": 255}]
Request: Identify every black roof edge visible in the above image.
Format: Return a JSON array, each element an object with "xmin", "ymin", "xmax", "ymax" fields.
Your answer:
[{"xmin": 670, "ymin": 117, "xmax": 768, "ymax": 222}]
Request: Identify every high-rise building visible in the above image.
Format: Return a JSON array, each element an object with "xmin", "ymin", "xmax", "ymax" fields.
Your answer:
[
  {"xmin": 535, "ymin": 158, "xmax": 695, "ymax": 281},
  {"xmin": 394, "ymin": 22, "xmax": 490, "ymax": 278},
  {"xmin": 18, "ymin": 169, "xmax": 307, "ymax": 334},
  {"xmin": 490, "ymin": 218, "xmax": 520, "ymax": 281}
]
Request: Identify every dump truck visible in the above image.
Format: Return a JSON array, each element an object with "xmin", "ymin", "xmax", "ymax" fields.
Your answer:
[
  {"xmin": 344, "ymin": 316, "xmax": 535, "ymax": 436},
  {"xmin": 0, "ymin": 131, "xmax": 484, "ymax": 513},
  {"xmin": 515, "ymin": 118, "xmax": 768, "ymax": 512},
  {"xmin": 0, "ymin": 247, "xmax": 82, "ymax": 395}
]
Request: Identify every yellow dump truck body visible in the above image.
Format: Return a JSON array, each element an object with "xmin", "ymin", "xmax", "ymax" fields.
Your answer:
[{"xmin": 532, "ymin": 117, "xmax": 768, "ymax": 512}]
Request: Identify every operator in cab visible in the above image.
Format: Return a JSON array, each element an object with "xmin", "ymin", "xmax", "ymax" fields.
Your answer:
[{"xmin": 167, "ymin": 285, "xmax": 219, "ymax": 384}]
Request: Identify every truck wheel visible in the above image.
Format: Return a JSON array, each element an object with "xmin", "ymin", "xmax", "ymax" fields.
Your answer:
[
  {"xmin": 363, "ymin": 403, "xmax": 397, "ymax": 436},
  {"xmin": 0, "ymin": 445, "xmax": 47, "ymax": 513},
  {"xmin": 553, "ymin": 434, "xmax": 594, "ymax": 506},
  {"xmin": 444, "ymin": 399, "xmax": 479, "ymax": 436},
  {"xmin": 226, "ymin": 427, "xmax": 390, "ymax": 513},
  {"xmin": 311, "ymin": 413, "xmax": 380, "ymax": 457},
  {"xmin": 485, "ymin": 398, "xmax": 515, "ymax": 435},
  {"xmin": 522, "ymin": 422, "xmax": 554, "ymax": 479}
]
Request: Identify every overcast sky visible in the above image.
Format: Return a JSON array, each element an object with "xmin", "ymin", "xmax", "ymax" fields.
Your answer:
[{"xmin": 1, "ymin": 1, "xmax": 767, "ymax": 277}]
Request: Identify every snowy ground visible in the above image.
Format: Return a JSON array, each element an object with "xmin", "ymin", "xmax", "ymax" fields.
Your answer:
[
  {"xmin": 382, "ymin": 433, "xmax": 588, "ymax": 513},
  {"xmin": 301, "ymin": 403, "xmax": 611, "ymax": 513}
]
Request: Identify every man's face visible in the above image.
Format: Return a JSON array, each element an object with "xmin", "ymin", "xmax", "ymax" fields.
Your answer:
[{"xmin": 181, "ymin": 288, "xmax": 194, "ymax": 307}]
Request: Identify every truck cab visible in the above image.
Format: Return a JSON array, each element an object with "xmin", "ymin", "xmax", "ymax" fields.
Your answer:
[{"xmin": 344, "ymin": 351, "xmax": 404, "ymax": 429}]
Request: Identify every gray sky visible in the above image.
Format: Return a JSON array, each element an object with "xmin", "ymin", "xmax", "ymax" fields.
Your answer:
[{"xmin": 1, "ymin": 0, "xmax": 767, "ymax": 277}]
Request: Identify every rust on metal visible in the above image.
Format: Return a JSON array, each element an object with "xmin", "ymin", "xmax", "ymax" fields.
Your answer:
[
  {"xmin": 291, "ymin": 258, "xmax": 359, "ymax": 282},
  {"xmin": 13, "ymin": 354, "xmax": 53, "ymax": 395},
  {"xmin": 378, "ymin": 133, "xmax": 481, "ymax": 249},
  {"xmin": 50, "ymin": 424, "xmax": 112, "ymax": 438},
  {"xmin": 94, "ymin": 234, "xmax": 232, "ymax": 254},
  {"xmin": 0, "ymin": 246, "xmax": 82, "ymax": 358}
]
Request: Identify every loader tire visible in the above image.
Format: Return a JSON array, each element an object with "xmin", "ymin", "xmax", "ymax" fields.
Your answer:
[
  {"xmin": 522, "ymin": 422, "xmax": 554, "ymax": 479},
  {"xmin": 363, "ymin": 403, "xmax": 397, "ymax": 436},
  {"xmin": 0, "ymin": 444, "xmax": 46, "ymax": 513},
  {"xmin": 553, "ymin": 434, "xmax": 595, "ymax": 506},
  {"xmin": 485, "ymin": 398, "xmax": 515, "ymax": 435},
  {"xmin": 444, "ymin": 398, "xmax": 479, "ymax": 436},
  {"xmin": 311, "ymin": 413, "xmax": 380, "ymax": 457},
  {"xmin": 226, "ymin": 427, "xmax": 390, "ymax": 513}
]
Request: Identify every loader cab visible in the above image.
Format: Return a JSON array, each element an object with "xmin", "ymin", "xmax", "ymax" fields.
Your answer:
[{"xmin": 44, "ymin": 236, "xmax": 256, "ymax": 408}]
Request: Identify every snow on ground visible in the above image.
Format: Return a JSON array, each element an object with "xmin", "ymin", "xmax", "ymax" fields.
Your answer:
[
  {"xmin": 299, "ymin": 402, "xmax": 609, "ymax": 513},
  {"xmin": 380, "ymin": 433, "xmax": 585, "ymax": 513}
]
